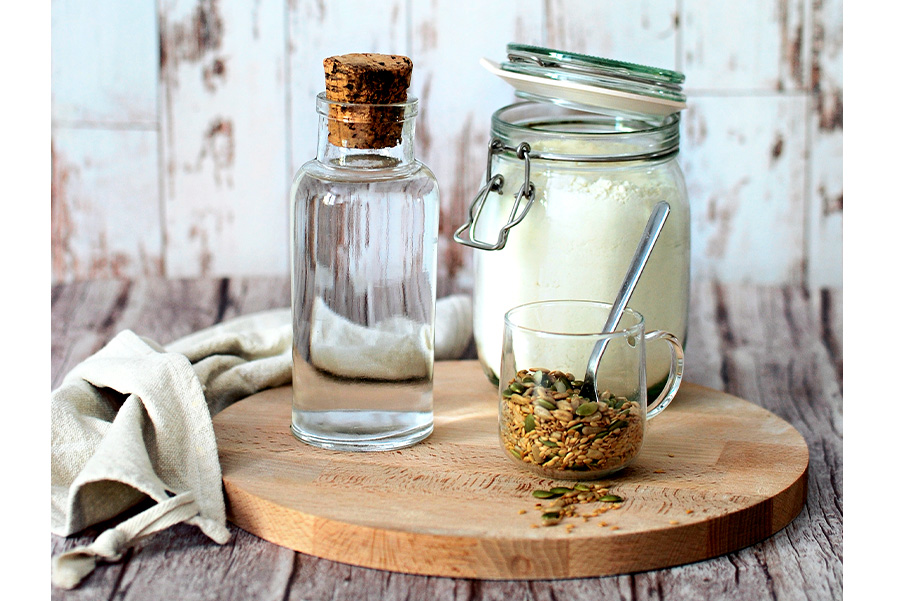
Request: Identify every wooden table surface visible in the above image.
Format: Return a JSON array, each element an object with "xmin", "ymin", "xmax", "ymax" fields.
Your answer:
[{"xmin": 50, "ymin": 277, "xmax": 843, "ymax": 601}]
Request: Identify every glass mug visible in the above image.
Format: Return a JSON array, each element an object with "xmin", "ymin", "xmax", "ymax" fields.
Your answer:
[{"xmin": 499, "ymin": 300, "xmax": 684, "ymax": 479}]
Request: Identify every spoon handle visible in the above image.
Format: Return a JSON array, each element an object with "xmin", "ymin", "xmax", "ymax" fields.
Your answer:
[{"xmin": 583, "ymin": 201, "xmax": 671, "ymax": 391}]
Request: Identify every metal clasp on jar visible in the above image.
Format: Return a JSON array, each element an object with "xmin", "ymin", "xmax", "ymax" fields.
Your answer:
[{"xmin": 453, "ymin": 138, "xmax": 536, "ymax": 251}]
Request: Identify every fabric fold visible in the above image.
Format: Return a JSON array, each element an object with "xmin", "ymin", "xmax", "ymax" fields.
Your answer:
[{"xmin": 51, "ymin": 296, "xmax": 472, "ymax": 588}]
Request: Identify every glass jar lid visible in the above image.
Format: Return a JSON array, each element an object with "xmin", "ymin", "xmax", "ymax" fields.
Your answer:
[{"xmin": 482, "ymin": 44, "xmax": 686, "ymax": 117}]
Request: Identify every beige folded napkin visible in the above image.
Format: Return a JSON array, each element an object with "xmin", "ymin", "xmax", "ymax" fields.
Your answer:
[
  {"xmin": 310, "ymin": 298, "xmax": 432, "ymax": 379},
  {"xmin": 51, "ymin": 296, "xmax": 472, "ymax": 589}
]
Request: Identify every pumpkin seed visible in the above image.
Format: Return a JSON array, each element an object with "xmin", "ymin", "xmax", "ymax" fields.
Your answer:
[
  {"xmin": 574, "ymin": 483, "xmax": 591, "ymax": 492},
  {"xmin": 576, "ymin": 402, "xmax": 599, "ymax": 416},
  {"xmin": 599, "ymin": 494, "xmax": 624, "ymax": 503},
  {"xmin": 502, "ymin": 387, "xmax": 514, "ymax": 397},
  {"xmin": 541, "ymin": 439, "xmax": 559, "ymax": 448},
  {"xmin": 609, "ymin": 419, "xmax": 628, "ymax": 430},
  {"xmin": 532, "ymin": 489, "xmax": 560, "ymax": 499},
  {"xmin": 510, "ymin": 448, "xmax": 522, "ymax": 459},
  {"xmin": 541, "ymin": 511, "xmax": 562, "ymax": 525},
  {"xmin": 536, "ymin": 398, "xmax": 557, "ymax": 411},
  {"xmin": 524, "ymin": 414, "xmax": 536, "ymax": 432},
  {"xmin": 549, "ymin": 487, "xmax": 573, "ymax": 495},
  {"xmin": 510, "ymin": 382, "xmax": 526, "ymax": 394}
]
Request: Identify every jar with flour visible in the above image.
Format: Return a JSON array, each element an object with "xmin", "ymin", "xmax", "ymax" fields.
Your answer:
[{"xmin": 454, "ymin": 45, "xmax": 690, "ymax": 395}]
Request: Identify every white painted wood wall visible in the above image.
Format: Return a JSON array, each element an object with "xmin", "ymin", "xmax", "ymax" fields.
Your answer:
[{"xmin": 51, "ymin": 0, "xmax": 843, "ymax": 292}]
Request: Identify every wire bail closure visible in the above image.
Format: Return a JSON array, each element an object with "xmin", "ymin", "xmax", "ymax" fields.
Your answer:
[{"xmin": 453, "ymin": 139, "xmax": 536, "ymax": 251}]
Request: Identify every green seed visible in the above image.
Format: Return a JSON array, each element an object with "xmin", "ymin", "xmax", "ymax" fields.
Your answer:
[
  {"xmin": 576, "ymin": 402, "xmax": 599, "ymax": 416},
  {"xmin": 549, "ymin": 487, "xmax": 573, "ymax": 495},
  {"xmin": 510, "ymin": 382, "xmax": 526, "ymax": 394},
  {"xmin": 571, "ymin": 380, "xmax": 583, "ymax": 388},
  {"xmin": 574, "ymin": 483, "xmax": 591, "ymax": 492},
  {"xmin": 524, "ymin": 414, "xmax": 536, "ymax": 432},
  {"xmin": 614, "ymin": 398, "xmax": 626, "ymax": 409},
  {"xmin": 511, "ymin": 448, "xmax": 522, "ymax": 459},
  {"xmin": 609, "ymin": 419, "xmax": 628, "ymax": 430},
  {"xmin": 599, "ymin": 494, "xmax": 624, "ymax": 503},
  {"xmin": 567, "ymin": 422, "xmax": 583, "ymax": 431},
  {"xmin": 541, "ymin": 511, "xmax": 562, "ymax": 525},
  {"xmin": 502, "ymin": 387, "xmax": 514, "ymax": 397},
  {"xmin": 536, "ymin": 398, "xmax": 557, "ymax": 411},
  {"xmin": 541, "ymin": 439, "xmax": 559, "ymax": 448},
  {"xmin": 532, "ymin": 489, "xmax": 560, "ymax": 499},
  {"xmin": 522, "ymin": 374, "xmax": 534, "ymax": 383}
]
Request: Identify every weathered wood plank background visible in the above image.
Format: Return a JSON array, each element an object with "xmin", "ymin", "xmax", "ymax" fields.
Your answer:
[{"xmin": 51, "ymin": 0, "xmax": 843, "ymax": 291}]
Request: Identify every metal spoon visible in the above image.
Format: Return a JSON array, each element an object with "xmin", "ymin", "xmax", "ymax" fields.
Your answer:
[{"xmin": 580, "ymin": 201, "xmax": 671, "ymax": 402}]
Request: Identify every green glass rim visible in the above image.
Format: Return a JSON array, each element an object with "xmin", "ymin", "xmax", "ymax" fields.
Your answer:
[{"xmin": 503, "ymin": 44, "xmax": 686, "ymax": 104}]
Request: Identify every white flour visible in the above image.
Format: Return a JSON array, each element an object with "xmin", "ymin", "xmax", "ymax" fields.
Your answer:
[{"xmin": 471, "ymin": 152, "xmax": 690, "ymax": 389}]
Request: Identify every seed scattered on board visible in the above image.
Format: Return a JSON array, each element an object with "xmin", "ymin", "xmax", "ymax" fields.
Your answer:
[
  {"xmin": 526, "ymin": 483, "xmax": 624, "ymax": 528},
  {"xmin": 523, "ymin": 484, "xmax": 695, "ymax": 529}
]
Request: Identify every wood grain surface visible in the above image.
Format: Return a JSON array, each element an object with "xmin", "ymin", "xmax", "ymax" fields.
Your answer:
[
  {"xmin": 213, "ymin": 367, "xmax": 808, "ymax": 579},
  {"xmin": 50, "ymin": 278, "xmax": 843, "ymax": 600}
]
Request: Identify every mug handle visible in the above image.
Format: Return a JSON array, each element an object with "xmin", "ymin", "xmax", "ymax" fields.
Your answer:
[{"xmin": 644, "ymin": 330, "xmax": 684, "ymax": 420}]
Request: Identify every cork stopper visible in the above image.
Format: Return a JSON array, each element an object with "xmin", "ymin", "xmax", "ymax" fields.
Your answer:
[{"xmin": 323, "ymin": 53, "xmax": 413, "ymax": 149}]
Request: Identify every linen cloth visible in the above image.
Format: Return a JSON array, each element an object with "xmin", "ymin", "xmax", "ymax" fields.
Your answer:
[{"xmin": 51, "ymin": 295, "xmax": 472, "ymax": 589}]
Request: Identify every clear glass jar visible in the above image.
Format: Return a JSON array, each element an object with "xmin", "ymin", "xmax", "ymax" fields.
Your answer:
[
  {"xmin": 498, "ymin": 301, "xmax": 684, "ymax": 480},
  {"xmin": 459, "ymin": 101, "xmax": 690, "ymax": 395},
  {"xmin": 290, "ymin": 93, "xmax": 440, "ymax": 451}
]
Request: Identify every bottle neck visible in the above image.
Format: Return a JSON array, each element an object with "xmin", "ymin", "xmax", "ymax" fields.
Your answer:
[
  {"xmin": 315, "ymin": 93, "xmax": 418, "ymax": 169},
  {"xmin": 317, "ymin": 116, "xmax": 416, "ymax": 168}
]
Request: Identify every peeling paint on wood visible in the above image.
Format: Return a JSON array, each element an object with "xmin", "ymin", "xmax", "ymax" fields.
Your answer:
[
  {"xmin": 195, "ymin": 117, "xmax": 235, "ymax": 186},
  {"xmin": 805, "ymin": 0, "xmax": 842, "ymax": 289},
  {"xmin": 202, "ymin": 58, "xmax": 228, "ymax": 92},
  {"xmin": 159, "ymin": 0, "xmax": 224, "ymax": 73},
  {"xmin": 161, "ymin": 0, "xmax": 288, "ymax": 278},
  {"xmin": 546, "ymin": 0, "xmax": 678, "ymax": 68},
  {"xmin": 682, "ymin": 96, "xmax": 807, "ymax": 285},
  {"xmin": 50, "ymin": 0, "xmax": 843, "ymax": 289},
  {"xmin": 51, "ymin": 128, "xmax": 164, "ymax": 282},
  {"xmin": 682, "ymin": 0, "xmax": 807, "ymax": 91},
  {"xmin": 51, "ymin": 142, "xmax": 78, "ymax": 278}
]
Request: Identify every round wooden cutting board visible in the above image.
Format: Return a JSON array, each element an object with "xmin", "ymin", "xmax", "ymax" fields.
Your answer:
[{"xmin": 212, "ymin": 360, "xmax": 808, "ymax": 579}]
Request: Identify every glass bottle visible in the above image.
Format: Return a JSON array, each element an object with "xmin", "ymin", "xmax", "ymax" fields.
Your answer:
[{"xmin": 290, "ymin": 77, "xmax": 439, "ymax": 451}]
